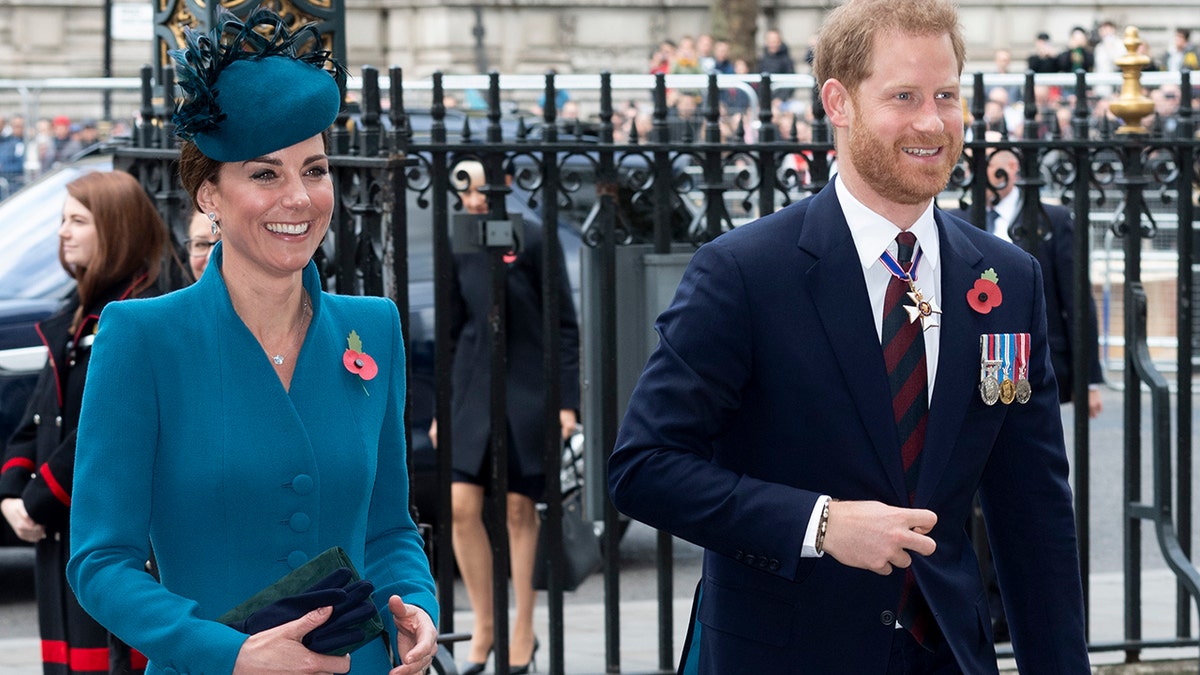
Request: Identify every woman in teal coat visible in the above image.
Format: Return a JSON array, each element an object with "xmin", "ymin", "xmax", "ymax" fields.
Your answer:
[{"xmin": 66, "ymin": 9, "xmax": 438, "ymax": 675}]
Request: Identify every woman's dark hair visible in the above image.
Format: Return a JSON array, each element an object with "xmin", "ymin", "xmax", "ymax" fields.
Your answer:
[
  {"xmin": 178, "ymin": 140, "xmax": 222, "ymax": 209},
  {"xmin": 62, "ymin": 171, "xmax": 167, "ymax": 330}
]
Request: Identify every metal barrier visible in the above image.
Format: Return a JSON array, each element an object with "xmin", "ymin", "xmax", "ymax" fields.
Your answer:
[{"xmin": 111, "ymin": 27, "xmax": 1198, "ymax": 672}]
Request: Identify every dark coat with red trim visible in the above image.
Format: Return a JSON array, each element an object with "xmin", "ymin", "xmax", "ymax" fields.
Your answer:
[{"xmin": 0, "ymin": 275, "xmax": 156, "ymax": 533}]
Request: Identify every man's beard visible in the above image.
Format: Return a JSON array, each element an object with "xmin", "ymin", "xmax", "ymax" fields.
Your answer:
[{"xmin": 846, "ymin": 121, "xmax": 962, "ymax": 206}]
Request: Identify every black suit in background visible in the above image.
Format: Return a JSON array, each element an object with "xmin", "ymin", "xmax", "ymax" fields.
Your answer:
[{"xmin": 447, "ymin": 217, "xmax": 581, "ymax": 487}]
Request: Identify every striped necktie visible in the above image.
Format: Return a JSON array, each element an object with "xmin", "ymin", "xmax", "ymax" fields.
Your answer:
[
  {"xmin": 882, "ymin": 231, "xmax": 927, "ymax": 498},
  {"xmin": 881, "ymin": 231, "xmax": 937, "ymax": 647}
]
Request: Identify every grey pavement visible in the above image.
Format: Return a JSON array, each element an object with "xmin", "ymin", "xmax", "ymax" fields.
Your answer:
[{"xmin": 2, "ymin": 549, "xmax": 1199, "ymax": 673}]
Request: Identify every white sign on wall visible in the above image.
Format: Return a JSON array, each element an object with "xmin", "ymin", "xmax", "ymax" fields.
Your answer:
[{"xmin": 111, "ymin": 2, "xmax": 154, "ymax": 42}]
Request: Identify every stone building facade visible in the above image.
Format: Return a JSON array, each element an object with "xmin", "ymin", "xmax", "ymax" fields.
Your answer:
[{"xmin": 0, "ymin": 0, "xmax": 1193, "ymax": 123}]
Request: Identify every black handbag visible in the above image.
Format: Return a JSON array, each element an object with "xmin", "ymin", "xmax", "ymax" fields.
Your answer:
[{"xmin": 532, "ymin": 429, "xmax": 603, "ymax": 591}]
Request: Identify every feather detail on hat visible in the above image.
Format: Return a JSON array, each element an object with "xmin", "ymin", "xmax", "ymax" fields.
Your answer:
[{"xmin": 170, "ymin": 7, "xmax": 344, "ymax": 142}]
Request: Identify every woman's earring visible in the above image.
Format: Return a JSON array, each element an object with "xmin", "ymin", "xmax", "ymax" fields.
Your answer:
[{"xmin": 208, "ymin": 212, "xmax": 219, "ymax": 235}]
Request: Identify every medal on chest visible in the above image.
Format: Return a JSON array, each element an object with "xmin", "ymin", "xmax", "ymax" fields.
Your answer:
[
  {"xmin": 979, "ymin": 333, "xmax": 1032, "ymax": 405},
  {"xmin": 880, "ymin": 246, "xmax": 941, "ymax": 332}
]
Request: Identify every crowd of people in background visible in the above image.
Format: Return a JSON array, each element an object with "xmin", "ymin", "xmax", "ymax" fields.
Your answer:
[
  {"xmin": 1, "ymin": 22, "xmax": 1197, "ymax": 205},
  {"xmin": 627, "ymin": 27, "xmax": 807, "ymax": 145},
  {"xmin": 544, "ymin": 22, "xmax": 1199, "ymax": 150},
  {"xmin": 965, "ymin": 25, "xmax": 1198, "ymax": 144},
  {"xmin": 0, "ymin": 114, "xmax": 131, "ymax": 200}
]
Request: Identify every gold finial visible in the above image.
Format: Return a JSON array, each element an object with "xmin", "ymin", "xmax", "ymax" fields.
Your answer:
[{"xmin": 1108, "ymin": 26, "xmax": 1155, "ymax": 134}]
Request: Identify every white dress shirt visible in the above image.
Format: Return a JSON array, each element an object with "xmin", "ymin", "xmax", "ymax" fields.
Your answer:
[{"xmin": 989, "ymin": 187, "xmax": 1020, "ymax": 244}]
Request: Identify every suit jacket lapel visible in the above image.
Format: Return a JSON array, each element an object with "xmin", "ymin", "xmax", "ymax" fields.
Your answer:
[
  {"xmin": 915, "ymin": 211, "xmax": 986, "ymax": 507},
  {"xmin": 800, "ymin": 187, "xmax": 908, "ymax": 503}
]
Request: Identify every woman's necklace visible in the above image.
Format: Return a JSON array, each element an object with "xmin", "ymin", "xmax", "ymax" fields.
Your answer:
[{"xmin": 264, "ymin": 292, "xmax": 311, "ymax": 367}]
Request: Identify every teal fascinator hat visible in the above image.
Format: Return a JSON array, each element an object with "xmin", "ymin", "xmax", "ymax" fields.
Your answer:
[{"xmin": 169, "ymin": 8, "xmax": 344, "ymax": 163}]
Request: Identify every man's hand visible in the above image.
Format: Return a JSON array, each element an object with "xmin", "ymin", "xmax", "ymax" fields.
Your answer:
[
  {"xmin": 821, "ymin": 500, "xmax": 936, "ymax": 575},
  {"xmin": 1, "ymin": 497, "xmax": 45, "ymax": 543},
  {"xmin": 388, "ymin": 595, "xmax": 437, "ymax": 675},
  {"xmin": 232, "ymin": 606, "xmax": 351, "ymax": 674}
]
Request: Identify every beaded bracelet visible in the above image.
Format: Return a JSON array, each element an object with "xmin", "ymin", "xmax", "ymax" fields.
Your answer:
[{"xmin": 814, "ymin": 499, "xmax": 830, "ymax": 554}]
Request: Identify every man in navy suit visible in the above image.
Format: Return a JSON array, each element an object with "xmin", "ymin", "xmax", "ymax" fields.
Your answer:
[{"xmin": 607, "ymin": 0, "xmax": 1090, "ymax": 672}]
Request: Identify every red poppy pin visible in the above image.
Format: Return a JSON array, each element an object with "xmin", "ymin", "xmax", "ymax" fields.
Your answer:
[
  {"xmin": 343, "ymin": 330, "xmax": 378, "ymax": 394},
  {"xmin": 967, "ymin": 268, "xmax": 1003, "ymax": 314}
]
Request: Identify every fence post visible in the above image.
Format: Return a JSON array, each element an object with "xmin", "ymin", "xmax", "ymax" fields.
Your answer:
[
  {"xmin": 1174, "ymin": 69, "xmax": 1196, "ymax": 640},
  {"xmin": 1109, "ymin": 26, "xmax": 1155, "ymax": 664},
  {"xmin": 1069, "ymin": 68, "xmax": 1094, "ymax": 637},
  {"xmin": 428, "ymin": 71, "xmax": 460, "ymax": 647}
]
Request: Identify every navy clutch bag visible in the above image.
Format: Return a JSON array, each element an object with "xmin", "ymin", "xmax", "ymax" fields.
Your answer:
[{"xmin": 217, "ymin": 546, "xmax": 385, "ymax": 656}]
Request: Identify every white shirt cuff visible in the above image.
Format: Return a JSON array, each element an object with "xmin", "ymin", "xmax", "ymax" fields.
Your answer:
[{"xmin": 801, "ymin": 495, "xmax": 832, "ymax": 558}]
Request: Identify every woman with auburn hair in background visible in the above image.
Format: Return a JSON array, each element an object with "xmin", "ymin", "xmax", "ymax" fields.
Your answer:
[{"xmin": 1, "ymin": 170, "xmax": 168, "ymax": 675}]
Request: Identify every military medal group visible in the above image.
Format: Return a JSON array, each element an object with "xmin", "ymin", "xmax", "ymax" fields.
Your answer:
[
  {"xmin": 883, "ymin": 245, "xmax": 1028, "ymax": 408},
  {"xmin": 979, "ymin": 332, "xmax": 1030, "ymax": 406}
]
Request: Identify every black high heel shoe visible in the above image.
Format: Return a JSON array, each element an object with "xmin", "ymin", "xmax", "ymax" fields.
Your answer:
[
  {"xmin": 460, "ymin": 646, "xmax": 493, "ymax": 675},
  {"xmin": 509, "ymin": 637, "xmax": 540, "ymax": 675}
]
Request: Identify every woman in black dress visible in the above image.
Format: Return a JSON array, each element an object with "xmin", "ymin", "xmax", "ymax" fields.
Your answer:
[{"xmin": 429, "ymin": 160, "xmax": 580, "ymax": 674}]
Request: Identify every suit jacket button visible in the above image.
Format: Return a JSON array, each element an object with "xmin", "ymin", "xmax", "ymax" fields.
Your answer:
[
  {"xmin": 880, "ymin": 610, "xmax": 895, "ymax": 626},
  {"xmin": 33, "ymin": 414, "xmax": 41, "ymax": 425},
  {"xmin": 734, "ymin": 550, "xmax": 744, "ymax": 561},
  {"xmin": 743, "ymin": 554, "xmax": 756, "ymax": 566},
  {"xmin": 768, "ymin": 559, "xmax": 780, "ymax": 571}
]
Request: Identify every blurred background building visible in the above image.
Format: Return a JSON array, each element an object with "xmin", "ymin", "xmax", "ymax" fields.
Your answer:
[{"xmin": 0, "ymin": 0, "xmax": 1192, "ymax": 125}]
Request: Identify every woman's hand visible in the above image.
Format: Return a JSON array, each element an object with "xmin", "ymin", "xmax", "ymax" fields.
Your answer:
[
  {"xmin": 232, "ymin": 606, "xmax": 350, "ymax": 675},
  {"xmin": 559, "ymin": 409, "xmax": 578, "ymax": 440},
  {"xmin": 388, "ymin": 595, "xmax": 437, "ymax": 675},
  {"xmin": 1, "ymin": 497, "xmax": 45, "ymax": 543}
]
